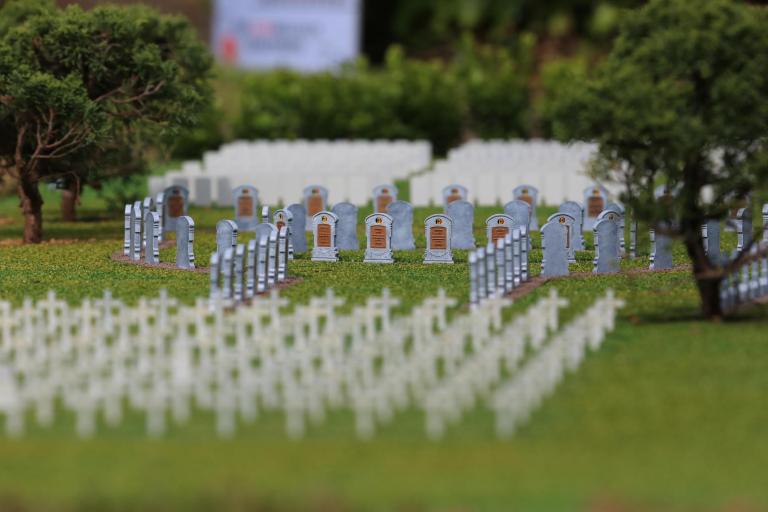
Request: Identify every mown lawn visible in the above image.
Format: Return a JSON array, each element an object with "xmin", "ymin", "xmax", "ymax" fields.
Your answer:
[{"xmin": 0, "ymin": 186, "xmax": 766, "ymax": 511}]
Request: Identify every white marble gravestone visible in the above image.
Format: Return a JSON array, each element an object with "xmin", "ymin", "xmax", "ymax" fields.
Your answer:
[
  {"xmin": 175, "ymin": 216, "xmax": 195, "ymax": 269},
  {"xmin": 311, "ymin": 211, "xmax": 339, "ymax": 262},
  {"xmin": 143, "ymin": 212, "xmax": 160, "ymax": 264},
  {"xmin": 364, "ymin": 213, "xmax": 394, "ymax": 264},
  {"xmin": 582, "ymin": 185, "xmax": 608, "ymax": 231},
  {"xmin": 387, "ymin": 201, "xmax": 416, "ymax": 250},
  {"xmin": 372, "ymin": 184, "xmax": 398, "ymax": 214},
  {"xmin": 303, "ymin": 185, "xmax": 329, "ymax": 232},
  {"xmin": 593, "ymin": 218, "xmax": 620, "ymax": 273},
  {"xmin": 233, "ymin": 185, "xmax": 259, "ymax": 231},
  {"xmin": 424, "ymin": 214, "xmax": 453, "ymax": 264},
  {"xmin": 541, "ymin": 221, "xmax": 569, "ymax": 277},
  {"xmin": 215, "ymin": 220, "xmax": 238, "ymax": 259},
  {"xmin": 513, "ymin": 185, "xmax": 539, "ymax": 231},
  {"xmin": 162, "ymin": 185, "xmax": 189, "ymax": 233},
  {"xmin": 287, "ymin": 203, "xmax": 308, "ymax": 254},
  {"xmin": 446, "ymin": 200, "xmax": 475, "ymax": 249},
  {"xmin": 546, "ymin": 212, "xmax": 576, "ymax": 263},
  {"xmin": 443, "ymin": 184, "xmax": 468, "ymax": 210},
  {"xmin": 331, "ymin": 202, "xmax": 359, "ymax": 250}
]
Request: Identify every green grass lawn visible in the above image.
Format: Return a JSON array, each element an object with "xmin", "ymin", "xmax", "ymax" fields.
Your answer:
[{"xmin": 0, "ymin": 186, "xmax": 766, "ymax": 511}]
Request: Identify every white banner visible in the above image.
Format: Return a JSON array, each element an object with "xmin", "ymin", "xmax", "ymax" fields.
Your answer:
[{"xmin": 212, "ymin": 0, "xmax": 361, "ymax": 71}]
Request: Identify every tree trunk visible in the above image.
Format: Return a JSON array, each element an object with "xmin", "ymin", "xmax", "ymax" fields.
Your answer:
[
  {"xmin": 683, "ymin": 228, "xmax": 722, "ymax": 319},
  {"xmin": 60, "ymin": 179, "xmax": 78, "ymax": 222},
  {"xmin": 18, "ymin": 174, "xmax": 43, "ymax": 244}
]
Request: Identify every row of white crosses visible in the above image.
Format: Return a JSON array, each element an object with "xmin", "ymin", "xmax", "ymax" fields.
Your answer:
[
  {"xmin": 150, "ymin": 139, "xmax": 431, "ymax": 206},
  {"xmin": 468, "ymin": 228, "xmax": 530, "ymax": 306},
  {"xmin": 0, "ymin": 286, "xmax": 622, "ymax": 440}
]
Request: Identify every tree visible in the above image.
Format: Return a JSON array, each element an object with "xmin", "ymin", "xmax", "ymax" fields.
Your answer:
[
  {"xmin": 0, "ymin": 1, "xmax": 212, "ymax": 242},
  {"xmin": 552, "ymin": 0, "xmax": 768, "ymax": 318}
]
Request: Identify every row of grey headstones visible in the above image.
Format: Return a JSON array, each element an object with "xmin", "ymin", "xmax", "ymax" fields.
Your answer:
[
  {"xmin": 468, "ymin": 228, "xmax": 531, "ymax": 306},
  {"xmin": 210, "ymin": 220, "xmax": 291, "ymax": 303},
  {"xmin": 720, "ymin": 205, "xmax": 768, "ymax": 312},
  {"xmin": 123, "ymin": 195, "xmax": 195, "ymax": 269}
]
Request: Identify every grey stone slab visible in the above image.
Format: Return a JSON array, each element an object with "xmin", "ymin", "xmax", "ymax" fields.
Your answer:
[
  {"xmin": 234, "ymin": 244, "xmax": 245, "ymax": 301},
  {"xmin": 513, "ymin": 185, "xmax": 539, "ymax": 230},
  {"xmin": 267, "ymin": 229, "xmax": 278, "ymax": 286},
  {"xmin": 286, "ymin": 203, "xmax": 308, "ymax": 254},
  {"xmin": 274, "ymin": 209, "xmax": 294, "ymax": 260},
  {"xmin": 736, "ymin": 207, "xmax": 752, "ymax": 254},
  {"xmin": 520, "ymin": 227, "xmax": 529, "ymax": 281},
  {"xmin": 255, "ymin": 222, "xmax": 278, "ymax": 251},
  {"xmin": 503, "ymin": 200, "xmax": 531, "ymax": 232},
  {"xmin": 703, "ymin": 219, "xmax": 721, "ymax": 265},
  {"xmin": 131, "ymin": 202, "xmax": 142, "ymax": 261},
  {"xmin": 154, "ymin": 192, "xmax": 165, "ymax": 241},
  {"xmin": 596, "ymin": 209, "xmax": 622, "ymax": 261},
  {"xmin": 629, "ymin": 217, "xmax": 638, "ymax": 258},
  {"xmin": 123, "ymin": 204, "xmax": 131, "ymax": 256},
  {"xmin": 256, "ymin": 234, "xmax": 269, "ymax": 294},
  {"xmin": 559, "ymin": 201, "xmax": 584, "ymax": 250},
  {"xmin": 387, "ymin": 200, "xmax": 415, "ymax": 250},
  {"xmin": 216, "ymin": 177, "xmax": 232, "ymax": 207},
  {"xmin": 593, "ymin": 218, "xmax": 620, "ymax": 273},
  {"xmin": 233, "ymin": 185, "xmax": 259, "ymax": 231},
  {"xmin": 650, "ymin": 225, "xmax": 673, "ymax": 270},
  {"xmin": 209, "ymin": 252, "xmax": 220, "ymax": 301},
  {"xmin": 512, "ymin": 229, "xmax": 521, "ymax": 286},
  {"xmin": 485, "ymin": 243, "xmax": 497, "ymax": 297},
  {"xmin": 331, "ymin": 202, "xmax": 359, "ymax": 250},
  {"xmin": 303, "ymin": 185, "xmax": 329, "ymax": 232},
  {"xmin": 762, "ymin": 204, "xmax": 768, "ymax": 243},
  {"xmin": 469, "ymin": 252, "xmax": 479, "ymax": 306},
  {"xmin": 476, "ymin": 248, "xmax": 487, "ymax": 299},
  {"xmin": 443, "ymin": 184, "xmax": 468, "ymax": 210},
  {"xmin": 311, "ymin": 211, "xmax": 339, "ymax": 262},
  {"xmin": 215, "ymin": 220, "xmax": 238, "ymax": 259},
  {"xmin": 260, "ymin": 205, "xmax": 270, "ymax": 224},
  {"xmin": 194, "ymin": 177, "xmax": 212, "ymax": 207},
  {"xmin": 446, "ymin": 200, "xmax": 475, "ymax": 249},
  {"xmin": 277, "ymin": 226, "xmax": 289, "ymax": 281},
  {"xmin": 245, "ymin": 239, "xmax": 257, "ymax": 299},
  {"xmin": 364, "ymin": 213, "xmax": 394, "ymax": 263},
  {"xmin": 504, "ymin": 233, "xmax": 513, "ymax": 293},
  {"xmin": 495, "ymin": 238, "xmax": 506, "ymax": 296},
  {"xmin": 423, "ymin": 214, "xmax": 453, "ymax": 264},
  {"xmin": 221, "ymin": 247, "xmax": 234, "ymax": 300},
  {"xmin": 176, "ymin": 216, "xmax": 195, "ymax": 269},
  {"xmin": 162, "ymin": 185, "xmax": 189, "ymax": 233},
  {"xmin": 143, "ymin": 212, "xmax": 160, "ymax": 264},
  {"xmin": 547, "ymin": 212, "xmax": 576, "ymax": 263},
  {"xmin": 372, "ymin": 184, "xmax": 398, "ymax": 214},
  {"xmin": 541, "ymin": 221, "xmax": 569, "ymax": 277}
]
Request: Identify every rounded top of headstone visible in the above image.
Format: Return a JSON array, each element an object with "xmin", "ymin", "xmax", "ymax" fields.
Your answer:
[
  {"xmin": 313, "ymin": 210, "xmax": 338, "ymax": 223},
  {"xmin": 216, "ymin": 219, "xmax": 238, "ymax": 230},
  {"xmin": 373, "ymin": 184, "xmax": 398, "ymax": 195},
  {"xmin": 304, "ymin": 185, "xmax": 329, "ymax": 195},
  {"xmin": 486, "ymin": 214, "xmax": 513, "ymax": 226},
  {"xmin": 547, "ymin": 212, "xmax": 575, "ymax": 224},
  {"xmin": 274, "ymin": 209, "xmax": 293, "ymax": 221},
  {"xmin": 426, "ymin": 213, "xmax": 452, "ymax": 225},
  {"xmin": 365, "ymin": 213, "xmax": 393, "ymax": 224}
]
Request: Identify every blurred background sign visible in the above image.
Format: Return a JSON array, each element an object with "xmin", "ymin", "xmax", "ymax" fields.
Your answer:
[{"xmin": 212, "ymin": 0, "xmax": 361, "ymax": 71}]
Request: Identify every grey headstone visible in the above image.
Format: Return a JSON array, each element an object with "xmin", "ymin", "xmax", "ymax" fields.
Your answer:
[
  {"xmin": 260, "ymin": 205, "xmax": 270, "ymax": 224},
  {"xmin": 175, "ymin": 216, "xmax": 195, "ymax": 269},
  {"xmin": 504, "ymin": 233, "xmax": 513, "ymax": 293},
  {"xmin": 267, "ymin": 229, "xmax": 278, "ymax": 286},
  {"xmin": 286, "ymin": 203, "xmax": 308, "ymax": 254},
  {"xmin": 143, "ymin": 212, "xmax": 160, "ymax": 264},
  {"xmin": 215, "ymin": 220, "xmax": 238, "ymax": 259},
  {"xmin": 123, "ymin": 204, "xmax": 131, "ymax": 256},
  {"xmin": 162, "ymin": 185, "xmax": 189, "ymax": 233},
  {"xmin": 311, "ymin": 211, "xmax": 339, "ymax": 262},
  {"xmin": 387, "ymin": 200, "xmax": 415, "ymax": 250},
  {"xmin": 593, "ymin": 218, "xmax": 620, "ymax": 273},
  {"xmin": 141, "ymin": 197, "xmax": 154, "ymax": 249},
  {"xmin": 234, "ymin": 244, "xmax": 245, "ymax": 301},
  {"xmin": 541, "ymin": 221, "xmax": 569, "ymax": 277},
  {"xmin": 503, "ymin": 200, "xmax": 532, "ymax": 235},
  {"xmin": 477, "ymin": 248, "xmax": 487, "ymax": 300},
  {"xmin": 245, "ymin": 239, "xmax": 257, "ymax": 299},
  {"xmin": 364, "ymin": 213, "xmax": 394, "ymax": 263},
  {"xmin": 650, "ymin": 225, "xmax": 673, "ymax": 270},
  {"xmin": 546, "ymin": 212, "xmax": 576, "ymax": 263},
  {"xmin": 513, "ymin": 185, "xmax": 539, "ymax": 230},
  {"xmin": 512, "ymin": 229, "xmax": 522, "ymax": 287},
  {"xmin": 583, "ymin": 185, "xmax": 608, "ymax": 230},
  {"xmin": 736, "ymin": 207, "xmax": 752, "ymax": 254},
  {"xmin": 303, "ymin": 185, "xmax": 329, "ymax": 232},
  {"xmin": 629, "ymin": 217, "xmax": 638, "ymax": 258},
  {"xmin": 446, "ymin": 200, "xmax": 475, "ymax": 249},
  {"xmin": 209, "ymin": 252, "xmax": 220, "ymax": 301},
  {"xmin": 485, "ymin": 243, "xmax": 497, "ymax": 297},
  {"xmin": 278, "ymin": 226, "xmax": 289, "ymax": 282},
  {"xmin": 332, "ymin": 202, "xmax": 359, "ymax": 250},
  {"xmin": 423, "ymin": 214, "xmax": 453, "ymax": 264},
  {"xmin": 703, "ymin": 219, "xmax": 721, "ymax": 265},
  {"xmin": 131, "ymin": 202, "xmax": 142, "ymax": 261},
  {"xmin": 469, "ymin": 252, "xmax": 479, "ymax": 306},
  {"xmin": 221, "ymin": 247, "xmax": 234, "ymax": 300},
  {"xmin": 154, "ymin": 192, "xmax": 165, "ymax": 242},
  {"xmin": 495, "ymin": 238, "xmax": 507, "ymax": 296},
  {"xmin": 372, "ymin": 184, "xmax": 398, "ymax": 213},
  {"xmin": 762, "ymin": 204, "xmax": 768, "ymax": 243},
  {"xmin": 602, "ymin": 203, "xmax": 625, "ymax": 254},
  {"xmin": 256, "ymin": 234, "xmax": 269, "ymax": 294},
  {"xmin": 194, "ymin": 177, "xmax": 212, "ymax": 207},
  {"xmin": 255, "ymin": 222, "xmax": 278, "ymax": 251},
  {"xmin": 274, "ymin": 209, "xmax": 294, "ymax": 260},
  {"xmin": 233, "ymin": 185, "xmax": 259, "ymax": 231},
  {"xmin": 216, "ymin": 177, "xmax": 232, "ymax": 207},
  {"xmin": 520, "ymin": 227, "xmax": 529, "ymax": 281},
  {"xmin": 443, "ymin": 184, "xmax": 468, "ymax": 210},
  {"xmin": 596, "ymin": 209, "xmax": 622, "ymax": 261},
  {"xmin": 559, "ymin": 201, "xmax": 584, "ymax": 250},
  {"xmin": 485, "ymin": 214, "xmax": 513, "ymax": 247}
]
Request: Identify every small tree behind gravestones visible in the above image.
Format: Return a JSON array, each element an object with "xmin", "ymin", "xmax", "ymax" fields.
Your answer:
[{"xmin": 553, "ymin": 0, "xmax": 768, "ymax": 318}]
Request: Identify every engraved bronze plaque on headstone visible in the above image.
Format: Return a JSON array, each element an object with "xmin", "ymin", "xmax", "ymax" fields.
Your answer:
[
  {"xmin": 587, "ymin": 194, "xmax": 604, "ymax": 218},
  {"xmin": 276, "ymin": 220, "xmax": 285, "ymax": 231},
  {"xmin": 317, "ymin": 223, "xmax": 331, "ymax": 247},
  {"xmin": 238, "ymin": 194, "xmax": 254, "ymax": 218},
  {"xmin": 430, "ymin": 226, "xmax": 447, "ymax": 250},
  {"xmin": 491, "ymin": 226, "xmax": 509, "ymax": 244},
  {"xmin": 376, "ymin": 194, "xmax": 393, "ymax": 213},
  {"xmin": 519, "ymin": 191, "xmax": 533, "ymax": 206},
  {"xmin": 308, "ymin": 195, "xmax": 323, "ymax": 216},
  {"xmin": 168, "ymin": 193, "xmax": 184, "ymax": 218},
  {"xmin": 370, "ymin": 225, "xmax": 387, "ymax": 249}
]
